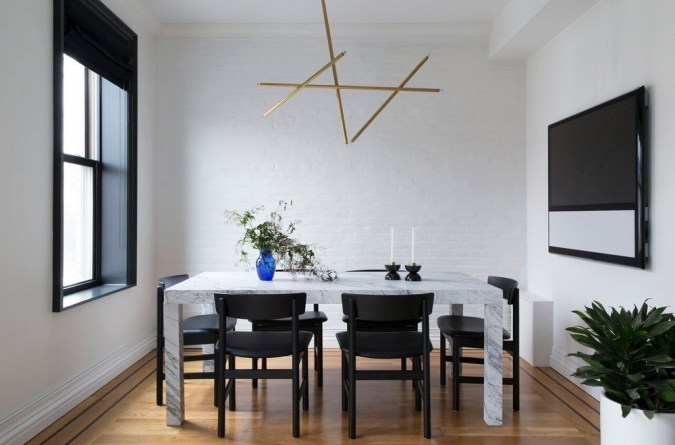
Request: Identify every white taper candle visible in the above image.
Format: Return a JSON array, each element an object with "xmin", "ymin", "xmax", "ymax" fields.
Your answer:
[
  {"xmin": 390, "ymin": 227, "xmax": 394, "ymax": 264},
  {"xmin": 411, "ymin": 226, "xmax": 415, "ymax": 265}
]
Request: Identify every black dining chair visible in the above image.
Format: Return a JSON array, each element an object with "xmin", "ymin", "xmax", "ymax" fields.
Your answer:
[
  {"xmin": 437, "ymin": 275, "xmax": 520, "ymax": 411},
  {"xmin": 215, "ymin": 292, "xmax": 313, "ymax": 438},
  {"xmin": 343, "ymin": 270, "xmax": 421, "ymax": 372},
  {"xmin": 337, "ymin": 293, "xmax": 434, "ymax": 439},
  {"xmin": 156, "ymin": 274, "xmax": 237, "ymax": 406}
]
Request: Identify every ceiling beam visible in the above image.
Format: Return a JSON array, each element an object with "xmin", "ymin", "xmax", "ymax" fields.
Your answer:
[{"xmin": 489, "ymin": 0, "xmax": 600, "ymax": 60}]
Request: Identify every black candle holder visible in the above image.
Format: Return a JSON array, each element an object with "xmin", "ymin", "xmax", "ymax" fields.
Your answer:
[
  {"xmin": 384, "ymin": 263, "xmax": 401, "ymax": 280},
  {"xmin": 405, "ymin": 264, "xmax": 422, "ymax": 281}
]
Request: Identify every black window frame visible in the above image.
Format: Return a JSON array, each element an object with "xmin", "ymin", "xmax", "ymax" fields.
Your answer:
[{"xmin": 53, "ymin": 0, "xmax": 138, "ymax": 311}]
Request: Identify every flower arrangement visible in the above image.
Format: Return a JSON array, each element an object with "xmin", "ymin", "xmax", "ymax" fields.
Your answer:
[{"xmin": 224, "ymin": 201, "xmax": 337, "ymax": 281}]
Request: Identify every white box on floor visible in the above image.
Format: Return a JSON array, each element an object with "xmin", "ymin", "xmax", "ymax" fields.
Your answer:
[{"xmin": 520, "ymin": 291, "xmax": 553, "ymax": 367}]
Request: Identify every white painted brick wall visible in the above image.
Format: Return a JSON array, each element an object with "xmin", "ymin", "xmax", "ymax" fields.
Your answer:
[{"xmin": 154, "ymin": 29, "xmax": 526, "ymax": 345}]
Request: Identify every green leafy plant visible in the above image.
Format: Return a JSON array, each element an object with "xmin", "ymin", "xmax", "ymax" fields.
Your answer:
[
  {"xmin": 224, "ymin": 201, "xmax": 337, "ymax": 281},
  {"xmin": 567, "ymin": 301, "xmax": 675, "ymax": 419}
]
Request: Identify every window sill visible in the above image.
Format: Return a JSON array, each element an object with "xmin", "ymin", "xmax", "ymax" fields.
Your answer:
[{"xmin": 63, "ymin": 284, "xmax": 133, "ymax": 310}]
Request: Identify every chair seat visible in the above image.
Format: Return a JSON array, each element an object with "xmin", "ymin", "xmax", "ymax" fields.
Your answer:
[
  {"xmin": 183, "ymin": 314, "xmax": 236, "ymax": 346},
  {"xmin": 217, "ymin": 331, "xmax": 313, "ymax": 358},
  {"xmin": 437, "ymin": 315, "xmax": 510, "ymax": 339},
  {"xmin": 336, "ymin": 331, "xmax": 432, "ymax": 359},
  {"xmin": 251, "ymin": 310, "xmax": 328, "ymax": 326}
]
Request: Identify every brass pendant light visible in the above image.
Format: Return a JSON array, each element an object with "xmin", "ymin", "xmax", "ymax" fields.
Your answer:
[{"xmin": 259, "ymin": 0, "xmax": 440, "ymax": 144}]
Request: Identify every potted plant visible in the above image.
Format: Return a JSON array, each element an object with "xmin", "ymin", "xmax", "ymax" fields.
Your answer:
[
  {"xmin": 567, "ymin": 301, "xmax": 675, "ymax": 443},
  {"xmin": 225, "ymin": 201, "xmax": 337, "ymax": 281}
]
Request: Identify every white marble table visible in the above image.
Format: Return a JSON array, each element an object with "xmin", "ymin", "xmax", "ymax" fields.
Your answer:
[{"xmin": 163, "ymin": 271, "xmax": 504, "ymax": 426}]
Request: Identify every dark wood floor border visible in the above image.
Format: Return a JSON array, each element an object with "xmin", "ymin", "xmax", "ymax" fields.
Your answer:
[
  {"xmin": 539, "ymin": 366, "xmax": 600, "ymax": 412},
  {"xmin": 67, "ymin": 364, "xmax": 155, "ymax": 444},
  {"xmin": 520, "ymin": 361, "xmax": 600, "ymax": 432},
  {"xmin": 27, "ymin": 353, "xmax": 156, "ymax": 445}
]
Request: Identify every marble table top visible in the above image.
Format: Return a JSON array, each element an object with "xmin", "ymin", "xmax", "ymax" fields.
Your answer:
[{"xmin": 164, "ymin": 270, "xmax": 502, "ymax": 305}]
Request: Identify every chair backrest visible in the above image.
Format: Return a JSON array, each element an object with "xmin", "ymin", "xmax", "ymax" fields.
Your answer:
[
  {"xmin": 487, "ymin": 276, "xmax": 519, "ymax": 343},
  {"xmin": 156, "ymin": 274, "xmax": 190, "ymax": 349},
  {"xmin": 157, "ymin": 274, "xmax": 190, "ymax": 313},
  {"xmin": 215, "ymin": 293, "xmax": 307, "ymax": 320},
  {"xmin": 487, "ymin": 276, "xmax": 518, "ymax": 305},
  {"xmin": 341, "ymin": 293, "xmax": 434, "ymax": 322},
  {"xmin": 158, "ymin": 274, "xmax": 189, "ymax": 290}
]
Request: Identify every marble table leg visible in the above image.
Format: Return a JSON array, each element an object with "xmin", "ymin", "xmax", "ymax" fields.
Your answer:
[
  {"xmin": 483, "ymin": 301, "xmax": 503, "ymax": 425},
  {"xmin": 164, "ymin": 303, "xmax": 185, "ymax": 425}
]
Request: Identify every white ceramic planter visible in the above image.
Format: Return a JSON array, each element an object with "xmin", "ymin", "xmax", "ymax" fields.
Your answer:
[{"xmin": 601, "ymin": 392, "xmax": 675, "ymax": 445}]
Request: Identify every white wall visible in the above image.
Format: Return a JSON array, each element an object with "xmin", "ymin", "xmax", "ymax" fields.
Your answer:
[
  {"xmin": 526, "ymin": 0, "xmax": 675, "ymax": 382},
  {"xmin": 153, "ymin": 28, "xmax": 527, "ymax": 340},
  {"xmin": 0, "ymin": 1, "xmax": 157, "ymax": 442},
  {"xmin": 154, "ymin": 29, "xmax": 526, "ymax": 279}
]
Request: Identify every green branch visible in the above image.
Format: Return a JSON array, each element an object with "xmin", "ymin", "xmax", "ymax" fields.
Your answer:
[{"xmin": 225, "ymin": 201, "xmax": 338, "ymax": 281}]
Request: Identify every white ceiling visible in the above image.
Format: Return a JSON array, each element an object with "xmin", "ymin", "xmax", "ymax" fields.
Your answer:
[
  {"xmin": 136, "ymin": 0, "xmax": 600, "ymax": 60},
  {"xmin": 138, "ymin": 0, "xmax": 511, "ymax": 25}
]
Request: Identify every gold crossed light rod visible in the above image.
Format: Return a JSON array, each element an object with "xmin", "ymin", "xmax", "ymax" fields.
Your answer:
[{"xmin": 259, "ymin": 0, "xmax": 440, "ymax": 144}]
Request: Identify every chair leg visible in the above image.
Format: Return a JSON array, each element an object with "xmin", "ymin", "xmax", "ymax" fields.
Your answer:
[
  {"xmin": 452, "ymin": 339, "xmax": 461, "ymax": 411},
  {"xmin": 313, "ymin": 331, "xmax": 318, "ymax": 370},
  {"xmin": 423, "ymin": 350, "xmax": 431, "ymax": 439},
  {"xmin": 217, "ymin": 385, "xmax": 225, "ymax": 437},
  {"xmin": 292, "ymin": 355, "xmax": 300, "ymax": 438},
  {"xmin": 302, "ymin": 349, "xmax": 309, "ymax": 411},
  {"xmin": 252, "ymin": 357, "xmax": 268, "ymax": 388},
  {"xmin": 316, "ymin": 326, "xmax": 323, "ymax": 388},
  {"xmin": 228, "ymin": 355, "xmax": 236, "ymax": 412},
  {"xmin": 251, "ymin": 324, "xmax": 258, "ymax": 389},
  {"xmin": 405, "ymin": 356, "xmax": 414, "ymax": 390},
  {"xmin": 156, "ymin": 291, "xmax": 164, "ymax": 407},
  {"xmin": 214, "ymin": 354, "xmax": 219, "ymax": 407},
  {"xmin": 348, "ymin": 353, "xmax": 356, "ymax": 439},
  {"xmin": 156, "ymin": 343, "xmax": 163, "ymax": 406},
  {"xmin": 217, "ymin": 349, "xmax": 225, "ymax": 437},
  {"xmin": 413, "ymin": 356, "xmax": 421, "ymax": 411},
  {"xmin": 513, "ymin": 353, "xmax": 520, "ymax": 411},
  {"xmin": 439, "ymin": 333, "xmax": 446, "ymax": 386},
  {"xmin": 341, "ymin": 352, "xmax": 348, "ymax": 412}
]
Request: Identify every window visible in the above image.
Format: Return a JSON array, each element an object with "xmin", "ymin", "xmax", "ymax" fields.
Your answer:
[
  {"xmin": 63, "ymin": 55, "xmax": 97, "ymax": 289},
  {"xmin": 53, "ymin": 0, "xmax": 137, "ymax": 311}
]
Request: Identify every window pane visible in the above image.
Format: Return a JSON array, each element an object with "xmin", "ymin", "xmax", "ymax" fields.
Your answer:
[
  {"xmin": 63, "ymin": 162, "xmax": 94, "ymax": 287},
  {"xmin": 63, "ymin": 55, "xmax": 86, "ymax": 157}
]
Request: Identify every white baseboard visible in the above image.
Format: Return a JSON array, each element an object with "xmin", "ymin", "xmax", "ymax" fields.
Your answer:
[
  {"xmin": 0, "ymin": 331, "xmax": 156, "ymax": 445},
  {"xmin": 549, "ymin": 345, "xmax": 600, "ymax": 400}
]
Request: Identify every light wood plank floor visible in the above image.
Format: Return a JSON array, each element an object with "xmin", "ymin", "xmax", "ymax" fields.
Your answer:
[{"xmin": 28, "ymin": 350, "xmax": 599, "ymax": 444}]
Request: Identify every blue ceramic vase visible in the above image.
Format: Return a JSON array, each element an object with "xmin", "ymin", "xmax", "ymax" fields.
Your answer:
[{"xmin": 255, "ymin": 249, "xmax": 276, "ymax": 281}]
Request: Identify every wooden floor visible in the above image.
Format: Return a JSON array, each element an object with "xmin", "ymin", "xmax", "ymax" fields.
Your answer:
[{"xmin": 28, "ymin": 350, "xmax": 599, "ymax": 444}]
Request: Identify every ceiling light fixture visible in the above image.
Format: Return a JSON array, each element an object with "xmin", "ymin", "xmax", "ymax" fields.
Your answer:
[{"xmin": 259, "ymin": 0, "xmax": 440, "ymax": 144}]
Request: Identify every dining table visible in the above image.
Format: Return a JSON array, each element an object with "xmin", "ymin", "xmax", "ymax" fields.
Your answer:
[{"xmin": 162, "ymin": 270, "xmax": 504, "ymax": 426}]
